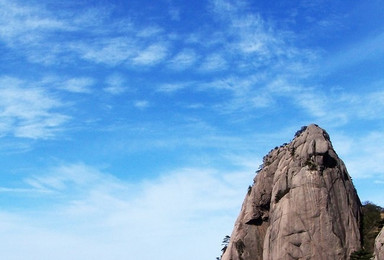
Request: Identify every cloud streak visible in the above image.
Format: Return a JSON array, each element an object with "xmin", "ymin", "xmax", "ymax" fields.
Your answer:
[
  {"xmin": 1, "ymin": 1, "xmax": 384, "ymax": 259},
  {"xmin": 132, "ymin": 43, "xmax": 169, "ymax": 66},
  {"xmin": 0, "ymin": 0, "xmax": 172, "ymax": 68},
  {"xmin": 103, "ymin": 74, "xmax": 128, "ymax": 95},
  {"xmin": 0, "ymin": 76, "xmax": 70, "ymax": 139},
  {"xmin": 168, "ymin": 49, "xmax": 198, "ymax": 70},
  {"xmin": 0, "ymin": 162, "xmax": 254, "ymax": 260},
  {"xmin": 58, "ymin": 77, "xmax": 95, "ymax": 94}
]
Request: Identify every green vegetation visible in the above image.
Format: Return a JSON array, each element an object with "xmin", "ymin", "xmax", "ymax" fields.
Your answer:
[
  {"xmin": 247, "ymin": 185, "xmax": 252, "ymax": 195},
  {"xmin": 351, "ymin": 201, "xmax": 384, "ymax": 259},
  {"xmin": 235, "ymin": 239, "xmax": 245, "ymax": 256},
  {"xmin": 275, "ymin": 187, "xmax": 290, "ymax": 203},
  {"xmin": 361, "ymin": 201, "xmax": 384, "ymax": 252},
  {"xmin": 350, "ymin": 249, "xmax": 372, "ymax": 260},
  {"xmin": 216, "ymin": 235, "xmax": 230, "ymax": 260},
  {"xmin": 290, "ymin": 146, "xmax": 295, "ymax": 156},
  {"xmin": 304, "ymin": 158, "xmax": 317, "ymax": 171},
  {"xmin": 294, "ymin": 126, "xmax": 307, "ymax": 138}
]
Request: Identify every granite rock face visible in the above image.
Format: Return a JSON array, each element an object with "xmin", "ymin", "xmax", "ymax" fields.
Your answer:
[
  {"xmin": 222, "ymin": 124, "xmax": 362, "ymax": 260},
  {"xmin": 375, "ymin": 227, "xmax": 384, "ymax": 260}
]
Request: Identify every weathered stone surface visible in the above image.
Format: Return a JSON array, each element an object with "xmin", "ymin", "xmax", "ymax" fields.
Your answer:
[
  {"xmin": 374, "ymin": 227, "xmax": 384, "ymax": 260},
  {"xmin": 222, "ymin": 124, "xmax": 362, "ymax": 260}
]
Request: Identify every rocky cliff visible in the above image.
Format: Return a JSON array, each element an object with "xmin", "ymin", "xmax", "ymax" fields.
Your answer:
[
  {"xmin": 222, "ymin": 124, "xmax": 362, "ymax": 260},
  {"xmin": 374, "ymin": 227, "xmax": 384, "ymax": 260}
]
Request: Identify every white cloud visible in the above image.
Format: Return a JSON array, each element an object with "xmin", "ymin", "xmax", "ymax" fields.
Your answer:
[
  {"xmin": 103, "ymin": 74, "xmax": 128, "ymax": 95},
  {"xmin": 230, "ymin": 14, "xmax": 277, "ymax": 56},
  {"xmin": 0, "ymin": 139, "xmax": 33, "ymax": 154},
  {"xmin": 199, "ymin": 53, "xmax": 228, "ymax": 71},
  {"xmin": 25, "ymin": 163, "xmax": 125, "ymax": 193},
  {"xmin": 136, "ymin": 26, "xmax": 164, "ymax": 38},
  {"xmin": 134, "ymin": 100, "xmax": 150, "ymax": 109},
  {"xmin": 337, "ymin": 131, "xmax": 384, "ymax": 180},
  {"xmin": 209, "ymin": 0, "xmax": 284, "ymax": 60},
  {"xmin": 132, "ymin": 43, "xmax": 169, "ymax": 66},
  {"xmin": 13, "ymin": 115, "xmax": 69, "ymax": 139},
  {"xmin": 0, "ymin": 0, "xmax": 172, "ymax": 68},
  {"xmin": 0, "ymin": 0, "xmax": 72, "ymax": 44},
  {"xmin": 58, "ymin": 77, "xmax": 95, "ymax": 93},
  {"xmin": 72, "ymin": 37, "xmax": 138, "ymax": 66},
  {"xmin": 157, "ymin": 82, "xmax": 191, "ymax": 93},
  {"xmin": 264, "ymin": 78, "xmax": 344, "ymax": 121},
  {"xmin": 197, "ymin": 75, "xmax": 275, "ymax": 112},
  {"xmin": 0, "ymin": 0, "xmax": 78, "ymax": 65},
  {"xmin": 194, "ymin": 72, "xmax": 382, "ymax": 124},
  {"xmin": 358, "ymin": 89, "xmax": 384, "ymax": 119},
  {"xmin": 0, "ymin": 162, "xmax": 254, "ymax": 260},
  {"xmin": 168, "ymin": 49, "xmax": 198, "ymax": 70},
  {"xmin": 322, "ymin": 32, "xmax": 384, "ymax": 73},
  {"xmin": 210, "ymin": 0, "xmax": 241, "ymax": 15},
  {"xmin": 294, "ymin": 90, "xmax": 328, "ymax": 117},
  {"xmin": 0, "ymin": 187, "xmax": 47, "ymax": 193},
  {"xmin": 304, "ymin": 86, "xmax": 384, "ymax": 126},
  {"xmin": 250, "ymin": 94, "xmax": 273, "ymax": 108},
  {"xmin": 73, "ymin": 37, "xmax": 171, "ymax": 68},
  {"xmin": 0, "ymin": 76, "xmax": 70, "ymax": 139}
]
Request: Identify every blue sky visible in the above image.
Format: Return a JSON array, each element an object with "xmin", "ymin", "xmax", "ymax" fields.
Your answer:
[{"xmin": 1, "ymin": 0, "xmax": 384, "ymax": 259}]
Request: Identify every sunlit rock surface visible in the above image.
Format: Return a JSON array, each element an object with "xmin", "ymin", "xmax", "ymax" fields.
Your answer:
[
  {"xmin": 222, "ymin": 124, "xmax": 361, "ymax": 260},
  {"xmin": 375, "ymin": 227, "xmax": 384, "ymax": 260}
]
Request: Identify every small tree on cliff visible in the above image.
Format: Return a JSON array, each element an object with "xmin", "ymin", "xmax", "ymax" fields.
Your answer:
[{"xmin": 216, "ymin": 235, "xmax": 230, "ymax": 260}]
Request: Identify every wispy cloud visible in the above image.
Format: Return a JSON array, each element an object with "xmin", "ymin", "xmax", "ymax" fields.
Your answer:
[
  {"xmin": 71, "ymin": 37, "xmax": 139, "ymax": 66},
  {"xmin": 230, "ymin": 14, "xmax": 279, "ymax": 57},
  {"xmin": 1, "ymin": 0, "xmax": 383, "ymax": 258},
  {"xmin": 208, "ymin": 0, "xmax": 290, "ymax": 61},
  {"xmin": 0, "ymin": 0, "xmax": 76, "ymax": 65},
  {"xmin": 72, "ymin": 37, "xmax": 171, "ymax": 67},
  {"xmin": 25, "ymin": 163, "xmax": 124, "ymax": 194},
  {"xmin": 146, "ymin": 0, "xmax": 322, "ymax": 116},
  {"xmin": 0, "ymin": 76, "xmax": 70, "ymax": 139},
  {"xmin": 0, "ymin": 0, "xmax": 171, "ymax": 68},
  {"xmin": 335, "ymin": 131, "xmax": 384, "ymax": 180},
  {"xmin": 132, "ymin": 43, "xmax": 169, "ymax": 66},
  {"xmin": 192, "ymin": 68, "xmax": 384, "ymax": 125},
  {"xmin": 103, "ymin": 74, "xmax": 128, "ymax": 95},
  {"xmin": 134, "ymin": 100, "xmax": 150, "ymax": 109},
  {"xmin": 199, "ymin": 53, "xmax": 228, "ymax": 72},
  {"xmin": 58, "ymin": 77, "xmax": 95, "ymax": 94},
  {"xmin": 168, "ymin": 49, "xmax": 198, "ymax": 70},
  {"xmin": 322, "ymin": 32, "xmax": 384, "ymax": 73},
  {"xmin": 358, "ymin": 89, "xmax": 384, "ymax": 119},
  {"xmin": 262, "ymin": 77, "xmax": 384, "ymax": 125},
  {"xmin": 157, "ymin": 82, "xmax": 192, "ymax": 93},
  {"xmin": 136, "ymin": 26, "xmax": 164, "ymax": 38},
  {"xmin": 0, "ymin": 0, "xmax": 73, "ymax": 44},
  {"xmin": 0, "ymin": 187, "xmax": 48, "ymax": 193},
  {"xmin": 0, "ymin": 162, "xmax": 254, "ymax": 260}
]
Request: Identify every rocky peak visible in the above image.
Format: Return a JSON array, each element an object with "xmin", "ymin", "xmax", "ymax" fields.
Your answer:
[{"xmin": 221, "ymin": 124, "xmax": 362, "ymax": 260}]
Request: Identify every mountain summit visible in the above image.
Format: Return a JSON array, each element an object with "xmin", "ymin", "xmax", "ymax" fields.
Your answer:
[{"xmin": 222, "ymin": 124, "xmax": 362, "ymax": 260}]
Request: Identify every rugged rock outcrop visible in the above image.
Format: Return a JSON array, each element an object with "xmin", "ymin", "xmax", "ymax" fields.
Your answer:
[
  {"xmin": 222, "ymin": 124, "xmax": 362, "ymax": 260},
  {"xmin": 375, "ymin": 227, "xmax": 384, "ymax": 260}
]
